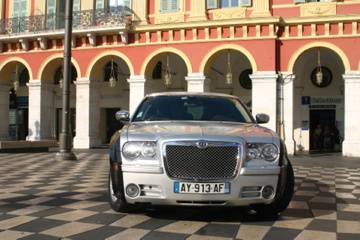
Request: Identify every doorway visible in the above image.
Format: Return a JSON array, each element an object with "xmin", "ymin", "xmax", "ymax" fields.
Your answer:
[
  {"xmin": 309, "ymin": 109, "xmax": 339, "ymax": 152},
  {"xmin": 106, "ymin": 108, "xmax": 123, "ymax": 143}
]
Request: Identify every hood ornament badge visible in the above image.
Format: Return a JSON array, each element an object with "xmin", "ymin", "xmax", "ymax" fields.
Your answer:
[{"xmin": 196, "ymin": 141, "xmax": 208, "ymax": 149}]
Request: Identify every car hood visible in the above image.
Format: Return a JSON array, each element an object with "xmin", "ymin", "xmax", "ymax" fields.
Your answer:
[{"xmin": 124, "ymin": 121, "xmax": 277, "ymax": 143}]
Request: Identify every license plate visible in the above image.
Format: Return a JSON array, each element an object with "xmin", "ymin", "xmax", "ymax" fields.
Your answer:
[{"xmin": 174, "ymin": 182, "xmax": 230, "ymax": 194}]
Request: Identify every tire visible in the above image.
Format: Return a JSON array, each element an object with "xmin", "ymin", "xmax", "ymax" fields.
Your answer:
[
  {"xmin": 251, "ymin": 162, "xmax": 295, "ymax": 216},
  {"xmin": 107, "ymin": 172, "xmax": 133, "ymax": 213}
]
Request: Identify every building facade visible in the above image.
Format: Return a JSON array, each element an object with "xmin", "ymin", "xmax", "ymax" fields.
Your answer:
[{"xmin": 0, "ymin": 0, "xmax": 359, "ymax": 156}]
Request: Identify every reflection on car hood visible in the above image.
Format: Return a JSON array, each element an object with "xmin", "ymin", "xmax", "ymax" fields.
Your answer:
[{"xmin": 125, "ymin": 121, "xmax": 276, "ymax": 143}]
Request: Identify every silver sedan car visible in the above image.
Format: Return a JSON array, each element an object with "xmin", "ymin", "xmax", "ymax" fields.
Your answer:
[{"xmin": 108, "ymin": 92, "xmax": 294, "ymax": 216}]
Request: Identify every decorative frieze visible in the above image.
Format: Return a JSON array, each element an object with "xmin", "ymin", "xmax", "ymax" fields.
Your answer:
[
  {"xmin": 154, "ymin": 13, "xmax": 185, "ymax": 24},
  {"xmin": 210, "ymin": 8, "xmax": 246, "ymax": 20},
  {"xmin": 300, "ymin": 3, "xmax": 336, "ymax": 17}
]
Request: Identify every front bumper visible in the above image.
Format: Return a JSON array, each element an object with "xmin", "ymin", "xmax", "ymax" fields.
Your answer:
[{"xmin": 121, "ymin": 165, "xmax": 280, "ymax": 206}]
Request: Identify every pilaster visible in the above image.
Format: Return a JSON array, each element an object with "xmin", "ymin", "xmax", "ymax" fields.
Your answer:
[
  {"xmin": 128, "ymin": 75, "xmax": 146, "ymax": 116},
  {"xmin": 73, "ymin": 78, "xmax": 101, "ymax": 149},
  {"xmin": 280, "ymin": 73, "xmax": 296, "ymax": 155},
  {"xmin": 251, "ymin": 0, "xmax": 271, "ymax": 17},
  {"xmin": 185, "ymin": 73, "xmax": 210, "ymax": 92},
  {"xmin": 0, "ymin": 85, "xmax": 10, "ymax": 140},
  {"xmin": 27, "ymin": 80, "xmax": 54, "ymax": 141},
  {"xmin": 342, "ymin": 71, "xmax": 360, "ymax": 157},
  {"xmin": 132, "ymin": 0, "xmax": 148, "ymax": 24},
  {"xmin": 250, "ymin": 72, "xmax": 278, "ymax": 132},
  {"xmin": 188, "ymin": 1, "xmax": 207, "ymax": 22}
]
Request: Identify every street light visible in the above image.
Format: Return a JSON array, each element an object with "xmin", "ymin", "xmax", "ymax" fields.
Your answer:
[
  {"xmin": 164, "ymin": 54, "xmax": 172, "ymax": 88},
  {"xmin": 108, "ymin": 58, "xmax": 130, "ymax": 88},
  {"xmin": 225, "ymin": 50, "xmax": 233, "ymax": 86},
  {"xmin": 55, "ymin": 0, "xmax": 77, "ymax": 161},
  {"xmin": 315, "ymin": 48, "xmax": 323, "ymax": 85},
  {"xmin": 13, "ymin": 64, "xmax": 20, "ymax": 92}
]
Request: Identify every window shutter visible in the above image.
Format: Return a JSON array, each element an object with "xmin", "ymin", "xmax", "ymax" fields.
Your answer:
[
  {"xmin": 170, "ymin": 0, "xmax": 178, "ymax": 11},
  {"xmin": 73, "ymin": 0, "xmax": 81, "ymax": 11},
  {"xmin": 46, "ymin": 0, "xmax": 56, "ymax": 29},
  {"xmin": 96, "ymin": 0, "xmax": 105, "ymax": 9},
  {"xmin": 13, "ymin": 0, "xmax": 28, "ymax": 17},
  {"xmin": 294, "ymin": 0, "xmax": 306, "ymax": 4},
  {"xmin": 47, "ymin": 0, "xmax": 56, "ymax": 15},
  {"xmin": 123, "ymin": 0, "xmax": 131, "ymax": 9},
  {"xmin": 161, "ymin": 0, "xmax": 168, "ymax": 12},
  {"xmin": 239, "ymin": 0, "xmax": 251, "ymax": 7},
  {"xmin": 19, "ymin": 0, "xmax": 27, "ymax": 16},
  {"xmin": 13, "ymin": 0, "xmax": 20, "ymax": 17},
  {"xmin": 207, "ymin": 0, "xmax": 218, "ymax": 9}
]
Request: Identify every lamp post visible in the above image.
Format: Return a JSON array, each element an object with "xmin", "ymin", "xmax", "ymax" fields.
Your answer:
[{"xmin": 55, "ymin": 0, "xmax": 77, "ymax": 161}]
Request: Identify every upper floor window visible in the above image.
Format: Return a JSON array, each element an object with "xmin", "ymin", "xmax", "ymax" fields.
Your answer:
[
  {"xmin": 47, "ymin": 0, "xmax": 81, "ymax": 29},
  {"xmin": 160, "ymin": 0, "xmax": 179, "ymax": 13},
  {"xmin": 207, "ymin": 0, "xmax": 251, "ymax": 9},
  {"xmin": 12, "ymin": 0, "xmax": 27, "ymax": 18},
  {"xmin": 96, "ymin": 0, "xmax": 131, "ymax": 9}
]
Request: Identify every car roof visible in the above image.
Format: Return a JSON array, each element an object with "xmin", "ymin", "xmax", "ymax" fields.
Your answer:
[{"xmin": 146, "ymin": 92, "xmax": 239, "ymax": 99}]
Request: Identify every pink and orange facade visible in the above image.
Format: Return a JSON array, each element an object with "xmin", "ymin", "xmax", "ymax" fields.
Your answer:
[{"xmin": 0, "ymin": 0, "xmax": 359, "ymax": 156}]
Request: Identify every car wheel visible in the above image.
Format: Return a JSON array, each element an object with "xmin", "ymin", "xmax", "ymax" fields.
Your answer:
[
  {"xmin": 107, "ymin": 172, "xmax": 133, "ymax": 213},
  {"xmin": 251, "ymin": 162, "xmax": 295, "ymax": 216}
]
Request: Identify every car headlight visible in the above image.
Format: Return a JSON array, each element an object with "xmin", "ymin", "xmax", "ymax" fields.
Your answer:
[
  {"xmin": 122, "ymin": 141, "xmax": 157, "ymax": 160},
  {"xmin": 246, "ymin": 143, "xmax": 279, "ymax": 162},
  {"xmin": 141, "ymin": 142, "xmax": 157, "ymax": 158}
]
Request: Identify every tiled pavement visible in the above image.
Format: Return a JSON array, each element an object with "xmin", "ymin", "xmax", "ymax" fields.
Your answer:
[{"xmin": 0, "ymin": 152, "xmax": 360, "ymax": 240}]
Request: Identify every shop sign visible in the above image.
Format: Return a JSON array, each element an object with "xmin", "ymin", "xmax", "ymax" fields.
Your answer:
[{"xmin": 311, "ymin": 97, "xmax": 343, "ymax": 105}]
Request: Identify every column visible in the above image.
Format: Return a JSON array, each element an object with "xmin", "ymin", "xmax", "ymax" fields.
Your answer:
[
  {"xmin": 128, "ymin": 75, "xmax": 146, "ymax": 116},
  {"xmin": 342, "ymin": 71, "xmax": 360, "ymax": 157},
  {"xmin": 250, "ymin": 72, "xmax": 278, "ymax": 131},
  {"xmin": 0, "ymin": 85, "xmax": 9, "ymax": 140},
  {"xmin": 73, "ymin": 78, "xmax": 101, "ymax": 149},
  {"xmin": 188, "ymin": 1, "xmax": 207, "ymax": 22},
  {"xmin": 186, "ymin": 73, "xmax": 210, "ymax": 92},
  {"xmin": 27, "ymin": 80, "xmax": 54, "ymax": 141},
  {"xmin": 281, "ymin": 73, "xmax": 296, "ymax": 155}
]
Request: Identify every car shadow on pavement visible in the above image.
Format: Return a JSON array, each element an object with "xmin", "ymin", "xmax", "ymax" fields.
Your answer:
[{"xmin": 138, "ymin": 177, "xmax": 339, "ymax": 224}]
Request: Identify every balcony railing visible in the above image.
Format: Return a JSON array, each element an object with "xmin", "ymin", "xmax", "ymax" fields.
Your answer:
[{"xmin": 0, "ymin": 6, "xmax": 131, "ymax": 36}]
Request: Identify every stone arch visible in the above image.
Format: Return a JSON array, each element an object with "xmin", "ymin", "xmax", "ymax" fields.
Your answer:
[
  {"xmin": 199, "ymin": 44, "xmax": 257, "ymax": 73},
  {"xmin": 288, "ymin": 42, "xmax": 350, "ymax": 73},
  {"xmin": 38, "ymin": 54, "xmax": 81, "ymax": 81},
  {"xmin": 86, "ymin": 50, "xmax": 134, "ymax": 78},
  {"xmin": 140, "ymin": 47, "xmax": 193, "ymax": 76},
  {"xmin": 0, "ymin": 57, "xmax": 33, "ymax": 83}
]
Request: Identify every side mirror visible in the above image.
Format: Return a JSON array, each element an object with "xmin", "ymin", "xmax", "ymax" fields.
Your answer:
[
  {"xmin": 256, "ymin": 113, "xmax": 270, "ymax": 124},
  {"xmin": 115, "ymin": 110, "xmax": 130, "ymax": 122}
]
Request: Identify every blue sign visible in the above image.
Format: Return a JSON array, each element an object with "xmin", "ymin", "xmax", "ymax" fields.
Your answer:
[{"xmin": 302, "ymin": 96, "xmax": 311, "ymax": 105}]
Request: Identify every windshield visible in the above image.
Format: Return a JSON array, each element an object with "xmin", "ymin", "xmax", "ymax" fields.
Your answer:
[{"xmin": 132, "ymin": 95, "xmax": 254, "ymax": 123}]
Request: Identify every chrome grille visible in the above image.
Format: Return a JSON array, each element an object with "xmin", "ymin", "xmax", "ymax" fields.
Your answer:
[{"xmin": 164, "ymin": 142, "xmax": 240, "ymax": 181}]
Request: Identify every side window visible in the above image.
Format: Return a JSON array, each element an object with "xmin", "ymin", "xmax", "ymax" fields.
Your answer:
[
  {"xmin": 207, "ymin": 0, "xmax": 251, "ymax": 9},
  {"xmin": 161, "ymin": 0, "xmax": 179, "ymax": 13},
  {"xmin": 207, "ymin": 0, "xmax": 218, "ymax": 9},
  {"xmin": 96, "ymin": 0, "xmax": 105, "ymax": 9}
]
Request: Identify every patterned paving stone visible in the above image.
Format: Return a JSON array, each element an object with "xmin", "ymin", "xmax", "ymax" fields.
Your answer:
[{"xmin": 0, "ymin": 152, "xmax": 360, "ymax": 239}]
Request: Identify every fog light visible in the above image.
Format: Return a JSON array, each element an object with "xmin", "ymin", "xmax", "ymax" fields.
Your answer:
[
  {"xmin": 126, "ymin": 184, "xmax": 140, "ymax": 198},
  {"xmin": 262, "ymin": 186, "xmax": 274, "ymax": 199}
]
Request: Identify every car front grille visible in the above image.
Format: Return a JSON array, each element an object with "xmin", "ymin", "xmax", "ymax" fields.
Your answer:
[{"xmin": 164, "ymin": 142, "xmax": 240, "ymax": 181}]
